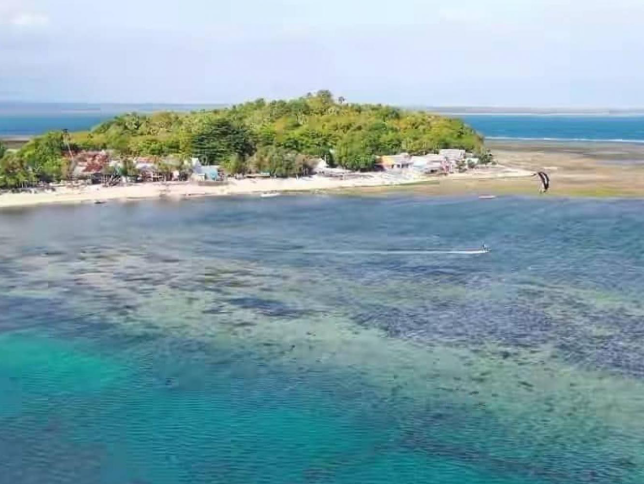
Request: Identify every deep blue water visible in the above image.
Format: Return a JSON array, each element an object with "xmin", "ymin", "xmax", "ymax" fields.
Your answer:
[
  {"xmin": 0, "ymin": 103, "xmax": 219, "ymax": 136},
  {"xmin": 1, "ymin": 195, "xmax": 644, "ymax": 483},
  {"xmin": 460, "ymin": 115, "xmax": 644, "ymax": 143},
  {"xmin": 0, "ymin": 112, "xmax": 114, "ymax": 136}
]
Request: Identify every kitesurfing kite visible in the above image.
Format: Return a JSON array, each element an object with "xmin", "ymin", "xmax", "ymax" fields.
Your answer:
[{"xmin": 534, "ymin": 171, "xmax": 550, "ymax": 193}]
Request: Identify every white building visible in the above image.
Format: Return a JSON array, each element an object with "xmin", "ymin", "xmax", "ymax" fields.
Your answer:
[
  {"xmin": 411, "ymin": 154, "xmax": 448, "ymax": 174},
  {"xmin": 378, "ymin": 153, "xmax": 413, "ymax": 171},
  {"xmin": 313, "ymin": 158, "xmax": 352, "ymax": 177},
  {"xmin": 439, "ymin": 149, "xmax": 467, "ymax": 163}
]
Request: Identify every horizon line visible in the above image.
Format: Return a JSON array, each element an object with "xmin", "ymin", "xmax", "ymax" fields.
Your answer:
[{"xmin": 3, "ymin": 100, "xmax": 644, "ymax": 115}]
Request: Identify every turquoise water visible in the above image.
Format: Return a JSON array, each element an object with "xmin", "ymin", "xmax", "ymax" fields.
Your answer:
[
  {"xmin": 0, "ymin": 103, "xmax": 217, "ymax": 136},
  {"xmin": 0, "ymin": 112, "xmax": 113, "ymax": 137},
  {"xmin": 460, "ymin": 115, "xmax": 644, "ymax": 143},
  {"xmin": 1, "ymin": 196, "xmax": 644, "ymax": 483}
]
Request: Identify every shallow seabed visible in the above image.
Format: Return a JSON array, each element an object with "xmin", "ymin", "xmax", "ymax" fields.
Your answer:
[{"xmin": 1, "ymin": 195, "xmax": 643, "ymax": 484}]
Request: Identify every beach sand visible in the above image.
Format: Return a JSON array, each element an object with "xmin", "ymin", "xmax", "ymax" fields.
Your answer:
[
  {"xmin": 486, "ymin": 140, "xmax": 644, "ymax": 197},
  {"xmin": 353, "ymin": 140, "xmax": 644, "ymax": 198},
  {"xmin": 0, "ymin": 165, "xmax": 532, "ymax": 209},
  {"xmin": 2, "ymin": 140, "xmax": 642, "ymax": 209}
]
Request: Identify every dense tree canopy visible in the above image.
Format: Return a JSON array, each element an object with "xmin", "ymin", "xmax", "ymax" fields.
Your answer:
[
  {"xmin": 0, "ymin": 152, "xmax": 35, "ymax": 188},
  {"xmin": 15, "ymin": 132, "xmax": 70, "ymax": 183},
  {"xmin": 69, "ymin": 91, "xmax": 486, "ymax": 168},
  {"xmin": 0, "ymin": 92, "xmax": 489, "ymax": 187}
]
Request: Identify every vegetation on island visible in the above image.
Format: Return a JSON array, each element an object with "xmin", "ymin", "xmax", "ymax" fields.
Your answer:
[{"xmin": 0, "ymin": 91, "xmax": 490, "ymax": 188}]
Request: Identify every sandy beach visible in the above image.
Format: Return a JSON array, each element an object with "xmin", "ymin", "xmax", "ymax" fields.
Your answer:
[
  {"xmin": 2, "ymin": 140, "xmax": 643, "ymax": 209},
  {"xmin": 0, "ymin": 165, "xmax": 533, "ymax": 209},
  {"xmin": 350, "ymin": 140, "xmax": 644, "ymax": 198},
  {"xmin": 485, "ymin": 140, "xmax": 644, "ymax": 197}
]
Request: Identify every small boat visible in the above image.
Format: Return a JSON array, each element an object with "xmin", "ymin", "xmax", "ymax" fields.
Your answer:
[
  {"xmin": 260, "ymin": 192, "xmax": 281, "ymax": 198},
  {"xmin": 94, "ymin": 200, "xmax": 107, "ymax": 205},
  {"xmin": 478, "ymin": 195, "xmax": 497, "ymax": 200}
]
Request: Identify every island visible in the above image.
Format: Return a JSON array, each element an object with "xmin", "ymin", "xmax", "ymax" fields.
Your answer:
[{"xmin": 0, "ymin": 91, "xmax": 533, "ymax": 208}]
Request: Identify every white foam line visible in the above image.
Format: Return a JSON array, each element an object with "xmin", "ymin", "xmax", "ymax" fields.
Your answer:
[{"xmin": 487, "ymin": 136, "xmax": 644, "ymax": 144}]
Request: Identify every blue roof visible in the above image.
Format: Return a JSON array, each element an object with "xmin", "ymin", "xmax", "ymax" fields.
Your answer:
[{"xmin": 201, "ymin": 166, "xmax": 219, "ymax": 180}]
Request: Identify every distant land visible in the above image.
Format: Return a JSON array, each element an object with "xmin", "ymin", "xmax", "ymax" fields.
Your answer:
[
  {"xmin": 4, "ymin": 101, "xmax": 644, "ymax": 116},
  {"xmin": 0, "ymin": 102, "xmax": 226, "ymax": 115}
]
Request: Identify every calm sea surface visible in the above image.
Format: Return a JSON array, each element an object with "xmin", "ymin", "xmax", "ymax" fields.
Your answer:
[
  {"xmin": 1, "ymin": 195, "xmax": 644, "ymax": 483},
  {"xmin": 0, "ymin": 104, "xmax": 217, "ymax": 137},
  {"xmin": 0, "ymin": 112, "xmax": 114, "ymax": 137},
  {"xmin": 460, "ymin": 115, "xmax": 644, "ymax": 143}
]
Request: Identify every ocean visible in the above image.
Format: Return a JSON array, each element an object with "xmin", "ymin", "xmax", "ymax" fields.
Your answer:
[
  {"xmin": 460, "ymin": 114, "xmax": 644, "ymax": 143},
  {"xmin": 1, "ymin": 195, "xmax": 644, "ymax": 483},
  {"xmin": 3, "ymin": 103, "xmax": 644, "ymax": 142},
  {"xmin": 0, "ymin": 112, "xmax": 115, "ymax": 137},
  {"xmin": 0, "ymin": 103, "xmax": 219, "ymax": 137}
]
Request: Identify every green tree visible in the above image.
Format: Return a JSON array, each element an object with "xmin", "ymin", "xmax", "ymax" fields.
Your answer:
[
  {"xmin": 18, "ymin": 132, "xmax": 68, "ymax": 182},
  {"xmin": 476, "ymin": 148, "xmax": 494, "ymax": 164},
  {"xmin": 249, "ymin": 147, "xmax": 271, "ymax": 174},
  {"xmin": 187, "ymin": 117, "xmax": 254, "ymax": 164},
  {"xmin": 294, "ymin": 154, "xmax": 316, "ymax": 176},
  {"xmin": 335, "ymin": 132, "xmax": 377, "ymax": 171},
  {"xmin": 266, "ymin": 148, "xmax": 296, "ymax": 177},
  {"xmin": 281, "ymin": 127, "xmax": 332, "ymax": 157},
  {"xmin": 0, "ymin": 141, "xmax": 6, "ymax": 160},
  {"xmin": 119, "ymin": 158, "xmax": 138, "ymax": 178},
  {"xmin": 71, "ymin": 131, "xmax": 103, "ymax": 150},
  {"xmin": 23, "ymin": 92, "xmax": 487, "ymax": 179},
  {"xmin": 107, "ymin": 133, "xmax": 133, "ymax": 155},
  {"xmin": 0, "ymin": 152, "xmax": 35, "ymax": 189},
  {"xmin": 157, "ymin": 160, "xmax": 175, "ymax": 180},
  {"xmin": 129, "ymin": 136, "xmax": 166, "ymax": 156},
  {"xmin": 222, "ymin": 153, "xmax": 248, "ymax": 175}
]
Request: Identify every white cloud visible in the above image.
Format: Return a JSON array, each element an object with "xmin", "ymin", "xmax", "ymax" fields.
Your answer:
[{"xmin": 11, "ymin": 13, "xmax": 50, "ymax": 28}]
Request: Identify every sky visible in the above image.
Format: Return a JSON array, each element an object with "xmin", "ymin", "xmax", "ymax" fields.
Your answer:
[{"xmin": 1, "ymin": 0, "xmax": 644, "ymax": 107}]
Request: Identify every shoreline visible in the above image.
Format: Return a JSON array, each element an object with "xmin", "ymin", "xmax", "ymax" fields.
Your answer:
[
  {"xmin": 2, "ymin": 138, "xmax": 643, "ymax": 208},
  {"xmin": 0, "ymin": 166, "xmax": 533, "ymax": 209},
  {"xmin": 348, "ymin": 140, "xmax": 644, "ymax": 198},
  {"xmin": 0, "ymin": 135, "xmax": 32, "ymax": 150}
]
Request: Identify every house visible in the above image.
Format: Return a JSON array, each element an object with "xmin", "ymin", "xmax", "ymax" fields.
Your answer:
[
  {"xmin": 202, "ymin": 166, "xmax": 220, "ymax": 181},
  {"xmin": 191, "ymin": 159, "xmax": 220, "ymax": 181},
  {"xmin": 70, "ymin": 151, "xmax": 111, "ymax": 180},
  {"xmin": 411, "ymin": 154, "xmax": 448, "ymax": 174},
  {"xmin": 134, "ymin": 158, "xmax": 159, "ymax": 181},
  {"xmin": 439, "ymin": 149, "xmax": 466, "ymax": 164},
  {"xmin": 378, "ymin": 153, "xmax": 413, "ymax": 171},
  {"xmin": 159, "ymin": 156, "xmax": 185, "ymax": 181},
  {"xmin": 313, "ymin": 158, "xmax": 352, "ymax": 178}
]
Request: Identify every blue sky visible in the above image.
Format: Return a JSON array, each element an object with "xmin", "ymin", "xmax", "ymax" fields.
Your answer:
[{"xmin": 1, "ymin": 0, "xmax": 644, "ymax": 107}]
